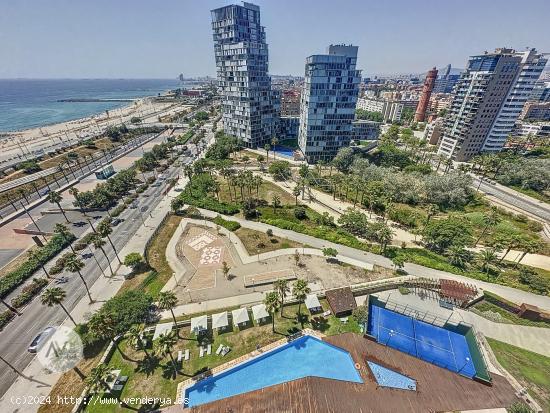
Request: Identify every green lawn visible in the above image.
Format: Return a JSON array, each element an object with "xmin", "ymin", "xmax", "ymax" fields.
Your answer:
[
  {"xmin": 84, "ymin": 301, "xmax": 360, "ymax": 413},
  {"xmin": 487, "ymin": 338, "xmax": 550, "ymax": 411}
]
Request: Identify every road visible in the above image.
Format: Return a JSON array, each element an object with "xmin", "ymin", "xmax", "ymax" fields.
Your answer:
[
  {"xmin": 0, "ymin": 147, "xmax": 198, "ymax": 397},
  {"xmin": 471, "ymin": 175, "xmax": 550, "ymax": 222}
]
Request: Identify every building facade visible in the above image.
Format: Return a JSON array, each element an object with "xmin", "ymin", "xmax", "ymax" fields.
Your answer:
[
  {"xmin": 521, "ymin": 101, "xmax": 550, "ymax": 121},
  {"xmin": 352, "ymin": 120, "xmax": 381, "ymax": 141},
  {"xmin": 280, "ymin": 89, "xmax": 301, "ymax": 116},
  {"xmin": 437, "ymin": 48, "xmax": 547, "ymax": 161},
  {"xmin": 356, "ymin": 97, "xmax": 403, "ymax": 122},
  {"xmin": 298, "ymin": 45, "xmax": 361, "ymax": 162},
  {"xmin": 211, "ymin": 2, "xmax": 280, "ymax": 148}
]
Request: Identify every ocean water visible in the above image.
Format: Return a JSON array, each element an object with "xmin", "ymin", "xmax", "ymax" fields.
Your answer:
[{"xmin": 0, "ymin": 79, "xmax": 182, "ymax": 132}]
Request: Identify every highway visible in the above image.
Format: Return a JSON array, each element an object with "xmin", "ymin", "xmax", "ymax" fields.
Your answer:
[{"xmin": 471, "ymin": 175, "xmax": 550, "ymax": 223}]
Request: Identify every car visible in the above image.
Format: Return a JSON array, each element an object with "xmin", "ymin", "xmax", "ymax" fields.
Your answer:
[
  {"xmin": 28, "ymin": 327, "xmax": 56, "ymax": 353},
  {"xmin": 151, "ymin": 182, "xmax": 161, "ymax": 187},
  {"xmin": 129, "ymin": 202, "xmax": 138, "ymax": 209},
  {"xmin": 111, "ymin": 218, "xmax": 123, "ymax": 226}
]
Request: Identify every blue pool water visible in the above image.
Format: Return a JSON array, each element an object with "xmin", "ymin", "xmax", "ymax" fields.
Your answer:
[
  {"xmin": 272, "ymin": 144, "xmax": 295, "ymax": 157},
  {"xmin": 367, "ymin": 304, "xmax": 477, "ymax": 378},
  {"xmin": 367, "ymin": 361, "xmax": 417, "ymax": 391},
  {"xmin": 184, "ymin": 335, "xmax": 363, "ymax": 407}
]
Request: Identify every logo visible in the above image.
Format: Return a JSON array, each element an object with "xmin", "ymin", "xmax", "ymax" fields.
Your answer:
[{"xmin": 36, "ymin": 326, "xmax": 83, "ymax": 373}]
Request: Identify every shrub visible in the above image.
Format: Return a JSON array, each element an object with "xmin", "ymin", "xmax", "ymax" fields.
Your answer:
[
  {"xmin": 11, "ymin": 278, "xmax": 48, "ymax": 308},
  {"xmin": 0, "ymin": 233, "xmax": 74, "ymax": 298},
  {"xmin": 124, "ymin": 253, "xmax": 145, "ymax": 271},
  {"xmin": 213, "ymin": 215, "xmax": 241, "ymax": 231},
  {"xmin": 110, "ymin": 204, "xmax": 126, "ymax": 217},
  {"xmin": 294, "ymin": 207, "xmax": 307, "ymax": 220},
  {"xmin": 0, "ymin": 310, "xmax": 16, "ymax": 331},
  {"xmin": 398, "ymin": 286, "xmax": 410, "ymax": 295},
  {"xmin": 268, "ymin": 161, "xmax": 292, "ymax": 181}
]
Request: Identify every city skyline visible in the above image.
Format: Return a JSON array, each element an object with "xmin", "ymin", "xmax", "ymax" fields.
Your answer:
[{"xmin": 1, "ymin": 0, "xmax": 549, "ymax": 79}]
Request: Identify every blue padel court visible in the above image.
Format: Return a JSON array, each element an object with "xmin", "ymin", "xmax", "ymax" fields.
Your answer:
[{"xmin": 367, "ymin": 301, "xmax": 490, "ymax": 381}]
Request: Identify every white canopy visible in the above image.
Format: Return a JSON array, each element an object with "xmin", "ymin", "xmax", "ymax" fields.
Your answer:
[
  {"xmin": 251, "ymin": 304, "xmax": 269, "ymax": 321},
  {"xmin": 211, "ymin": 311, "xmax": 229, "ymax": 329},
  {"xmin": 190, "ymin": 315, "xmax": 208, "ymax": 333},
  {"xmin": 153, "ymin": 322, "xmax": 173, "ymax": 340},
  {"xmin": 232, "ymin": 308, "xmax": 250, "ymax": 325},
  {"xmin": 305, "ymin": 294, "xmax": 322, "ymax": 311}
]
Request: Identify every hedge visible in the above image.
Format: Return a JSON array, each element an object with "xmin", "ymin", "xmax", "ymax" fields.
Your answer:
[
  {"xmin": 11, "ymin": 278, "xmax": 48, "ymax": 308},
  {"xmin": 0, "ymin": 310, "xmax": 16, "ymax": 331},
  {"xmin": 0, "ymin": 233, "xmax": 74, "ymax": 299},
  {"xmin": 181, "ymin": 193, "xmax": 240, "ymax": 215},
  {"xmin": 213, "ymin": 215, "xmax": 241, "ymax": 231}
]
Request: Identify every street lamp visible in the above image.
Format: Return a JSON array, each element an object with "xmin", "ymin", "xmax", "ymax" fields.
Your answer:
[
  {"xmin": 172, "ymin": 272, "xmax": 179, "ymax": 286},
  {"xmin": 186, "ymin": 288, "xmax": 192, "ymax": 302}
]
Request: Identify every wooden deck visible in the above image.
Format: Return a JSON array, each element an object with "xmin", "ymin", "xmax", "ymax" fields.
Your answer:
[{"xmin": 187, "ymin": 333, "xmax": 519, "ymax": 413}]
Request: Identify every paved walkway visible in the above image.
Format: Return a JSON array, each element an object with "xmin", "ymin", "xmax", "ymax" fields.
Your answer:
[{"xmin": 194, "ymin": 208, "xmax": 550, "ymax": 311}]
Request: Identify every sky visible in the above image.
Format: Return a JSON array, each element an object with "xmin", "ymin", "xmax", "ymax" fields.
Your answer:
[{"xmin": 1, "ymin": 0, "xmax": 549, "ymax": 79}]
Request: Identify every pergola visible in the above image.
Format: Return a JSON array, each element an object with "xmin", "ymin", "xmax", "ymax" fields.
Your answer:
[
  {"xmin": 190, "ymin": 315, "xmax": 208, "ymax": 334},
  {"xmin": 232, "ymin": 308, "xmax": 250, "ymax": 326},
  {"xmin": 251, "ymin": 304, "xmax": 269, "ymax": 323},
  {"xmin": 212, "ymin": 311, "xmax": 229, "ymax": 330}
]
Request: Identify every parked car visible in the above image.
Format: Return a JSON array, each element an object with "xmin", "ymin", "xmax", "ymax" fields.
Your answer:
[
  {"xmin": 111, "ymin": 218, "xmax": 123, "ymax": 227},
  {"xmin": 28, "ymin": 327, "xmax": 56, "ymax": 353}
]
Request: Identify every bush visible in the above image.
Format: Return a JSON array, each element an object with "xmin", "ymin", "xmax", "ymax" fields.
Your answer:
[
  {"xmin": 110, "ymin": 204, "xmax": 126, "ymax": 217},
  {"xmin": 268, "ymin": 161, "xmax": 292, "ymax": 181},
  {"xmin": 0, "ymin": 233, "xmax": 74, "ymax": 298},
  {"xmin": 294, "ymin": 207, "xmax": 307, "ymax": 220},
  {"xmin": 213, "ymin": 215, "xmax": 241, "ymax": 231},
  {"xmin": 124, "ymin": 252, "xmax": 145, "ymax": 271},
  {"xmin": 11, "ymin": 278, "xmax": 48, "ymax": 308},
  {"xmin": 398, "ymin": 286, "xmax": 410, "ymax": 295},
  {"xmin": 0, "ymin": 310, "xmax": 16, "ymax": 331}
]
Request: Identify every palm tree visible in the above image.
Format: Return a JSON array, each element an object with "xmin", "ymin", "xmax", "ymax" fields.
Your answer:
[
  {"xmin": 48, "ymin": 191, "xmax": 69, "ymax": 223},
  {"xmin": 90, "ymin": 234, "xmax": 114, "ymax": 276},
  {"xmin": 97, "ymin": 220, "xmax": 121, "ymax": 264},
  {"xmin": 54, "ymin": 223, "xmax": 76, "ymax": 253},
  {"xmin": 271, "ymin": 137, "xmax": 279, "ymax": 161},
  {"xmin": 273, "ymin": 279, "xmax": 290, "ymax": 317},
  {"xmin": 157, "ymin": 292, "xmax": 180, "ymax": 337},
  {"xmin": 28, "ymin": 249, "xmax": 50, "ymax": 278},
  {"xmin": 474, "ymin": 207, "xmax": 501, "ymax": 246},
  {"xmin": 424, "ymin": 203, "xmax": 439, "ymax": 226},
  {"xmin": 477, "ymin": 248, "xmax": 499, "ymax": 275},
  {"xmin": 41, "ymin": 287, "xmax": 75, "ymax": 325},
  {"xmin": 64, "ymin": 253, "xmax": 93, "ymax": 303},
  {"xmin": 264, "ymin": 291, "xmax": 280, "ymax": 333},
  {"xmin": 154, "ymin": 331, "xmax": 178, "ymax": 376},
  {"xmin": 85, "ymin": 364, "xmax": 111, "ymax": 394},
  {"xmin": 446, "ymin": 245, "xmax": 470, "ymax": 269},
  {"xmin": 69, "ymin": 187, "xmax": 86, "ymax": 216},
  {"xmin": 516, "ymin": 239, "xmax": 541, "ymax": 265},
  {"xmin": 292, "ymin": 279, "xmax": 311, "ymax": 327},
  {"xmin": 221, "ymin": 261, "xmax": 231, "ymax": 280},
  {"xmin": 499, "ymin": 234, "xmax": 523, "ymax": 264},
  {"xmin": 1, "ymin": 297, "xmax": 21, "ymax": 316},
  {"xmin": 125, "ymin": 324, "xmax": 150, "ymax": 359}
]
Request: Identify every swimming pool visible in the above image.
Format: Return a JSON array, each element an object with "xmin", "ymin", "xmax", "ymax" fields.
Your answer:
[
  {"xmin": 272, "ymin": 144, "xmax": 295, "ymax": 158},
  {"xmin": 184, "ymin": 335, "xmax": 363, "ymax": 407},
  {"xmin": 367, "ymin": 361, "xmax": 416, "ymax": 391}
]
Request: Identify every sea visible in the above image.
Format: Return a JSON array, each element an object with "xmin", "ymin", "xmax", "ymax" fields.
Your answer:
[{"xmin": 0, "ymin": 78, "xmax": 183, "ymax": 132}]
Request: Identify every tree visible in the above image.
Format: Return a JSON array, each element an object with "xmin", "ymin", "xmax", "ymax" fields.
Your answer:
[
  {"xmin": 125, "ymin": 324, "xmax": 150, "ymax": 359},
  {"xmin": 221, "ymin": 261, "xmax": 231, "ymax": 280},
  {"xmin": 376, "ymin": 223, "xmax": 394, "ymax": 253},
  {"xmin": 332, "ymin": 147, "xmax": 355, "ymax": 172},
  {"xmin": 97, "ymin": 220, "xmax": 122, "ymax": 264},
  {"xmin": 507, "ymin": 402, "xmax": 535, "ymax": 413},
  {"xmin": 293, "ymin": 250, "xmax": 301, "ymax": 267},
  {"xmin": 322, "ymin": 247, "xmax": 338, "ymax": 262},
  {"xmin": 268, "ymin": 160, "xmax": 291, "ymax": 181},
  {"xmin": 446, "ymin": 245, "xmax": 471, "ymax": 269},
  {"xmin": 154, "ymin": 331, "xmax": 178, "ymax": 376},
  {"xmin": 64, "ymin": 253, "xmax": 92, "ymax": 303},
  {"xmin": 124, "ymin": 252, "xmax": 144, "ymax": 271},
  {"xmin": 41, "ymin": 287, "xmax": 75, "ymax": 325},
  {"xmin": 516, "ymin": 239, "xmax": 542, "ymax": 265},
  {"xmin": 54, "ymin": 223, "xmax": 76, "ymax": 253},
  {"xmin": 292, "ymin": 186, "xmax": 301, "ymax": 205},
  {"xmin": 130, "ymin": 116, "xmax": 142, "ymax": 124},
  {"xmin": 422, "ymin": 216, "xmax": 472, "ymax": 254},
  {"xmin": 424, "ymin": 203, "xmax": 439, "ymax": 226},
  {"xmin": 271, "ymin": 194, "xmax": 281, "ymax": 212},
  {"xmin": 352, "ymin": 305, "xmax": 369, "ymax": 328},
  {"xmin": 292, "ymin": 279, "xmax": 311, "ymax": 327},
  {"xmin": 85, "ymin": 364, "xmax": 111, "ymax": 394},
  {"xmin": 477, "ymin": 248, "xmax": 499, "ymax": 275},
  {"xmin": 264, "ymin": 144, "xmax": 271, "ymax": 164},
  {"xmin": 273, "ymin": 279, "xmax": 290, "ymax": 317},
  {"xmin": 157, "ymin": 291, "xmax": 180, "ymax": 337},
  {"xmin": 270, "ymin": 137, "xmax": 279, "ymax": 160},
  {"xmin": 264, "ymin": 291, "xmax": 280, "ymax": 333},
  {"xmin": 28, "ymin": 249, "xmax": 50, "ymax": 279},
  {"xmin": 90, "ymin": 233, "xmax": 114, "ymax": 277},
  {"xmin": 391, "ymin": 255, "xmax": 405, "ymax": 272},
  {"xmin": 87, "ymin": 312, "xmax": 116, "ymax": 343},
  {"xmin": 48, "ymin": 191, "xmax": 69, "ymax": 223},
  {"xmin": 475, "ymin": 207, "xmax": 501, "ymax": 246},
  {"xmin": 69, "ymin": 187, "xmax": 86, "ymax": 216}
]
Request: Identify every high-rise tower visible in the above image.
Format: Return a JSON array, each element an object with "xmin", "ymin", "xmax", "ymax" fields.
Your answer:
[
  {"xmin": 298, "ymin": 45, "xmax": 361, "ymax": 163},
  {"xmin": 437, "ymin": 48, "xmax": 547, "ymax": 161},
  {"xmin": 414, "ymin": 67, "xmax": 438, "ymax": 122},
  {"xmin": 211, "ymin": 2, "xmax": 280, "ymax": 147}
]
